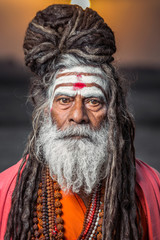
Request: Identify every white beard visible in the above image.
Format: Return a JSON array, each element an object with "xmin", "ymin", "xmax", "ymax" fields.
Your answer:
[{"xmin": 36, "ymin": 117, "xmax": 108, "ymax": 194}]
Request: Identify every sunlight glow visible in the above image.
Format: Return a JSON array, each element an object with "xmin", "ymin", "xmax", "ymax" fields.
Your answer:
[{"xmin": 70, "ymin": 0, "xmax": 91, "ymax": 9}]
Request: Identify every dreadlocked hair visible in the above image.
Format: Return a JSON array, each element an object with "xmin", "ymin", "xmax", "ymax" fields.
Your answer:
[{"xmin": 5, "ymin": 4, "xmax": 142, "ymax": 240}]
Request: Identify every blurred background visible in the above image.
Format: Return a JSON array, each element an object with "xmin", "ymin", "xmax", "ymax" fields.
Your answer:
[{"xmin": 0, "ymin": 0, "xmax": 160, "ymax": 172}]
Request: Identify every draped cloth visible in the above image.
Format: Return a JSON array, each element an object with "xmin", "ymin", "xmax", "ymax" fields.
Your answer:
[
  {"xmin": 0, "ymin": 159, "xmax": 160, "ymax": 239},
  {"xmin": 136, "ymin": 159, "xmax": 160, "ymax": 240}
]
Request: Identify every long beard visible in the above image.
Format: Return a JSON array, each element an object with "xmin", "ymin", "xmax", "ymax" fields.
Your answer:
[{"xmin": 36, "ymin": 117, "xmax": 108, "ymax": 194}]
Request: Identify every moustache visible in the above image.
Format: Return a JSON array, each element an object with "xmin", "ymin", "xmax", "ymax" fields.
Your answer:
[{"xmin": 53, "ymin": 125, "xmax": 98, "ymax": 142}]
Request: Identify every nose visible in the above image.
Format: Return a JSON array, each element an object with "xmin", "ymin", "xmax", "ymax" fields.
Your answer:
[{"xmin": 69, "ymin": 96, "xmax": 89, "ymax": 124}]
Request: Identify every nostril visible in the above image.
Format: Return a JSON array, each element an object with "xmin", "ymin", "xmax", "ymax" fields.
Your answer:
[
  {"xmin": 81, "ymin": 119, "xmax": 88, "ymax": 124},
  {"xmin": 69, "ymin": 118, "xmax": 88, "ymax": 124}
]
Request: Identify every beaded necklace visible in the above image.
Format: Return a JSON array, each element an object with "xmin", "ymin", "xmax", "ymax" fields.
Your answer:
[{"xmin": 31, "ymin": 168, "xmax": 104, "ymax": 240}]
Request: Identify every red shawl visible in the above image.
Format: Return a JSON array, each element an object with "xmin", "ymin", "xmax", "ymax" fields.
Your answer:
[{"xmin": 0, "ymin": 159, "xmax": 160, "ymax": 239}]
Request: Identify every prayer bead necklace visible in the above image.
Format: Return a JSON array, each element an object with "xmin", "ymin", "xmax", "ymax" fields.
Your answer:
[{"xmin": 31, "ymin": 168, "xmax": 104, "ymax": 239}]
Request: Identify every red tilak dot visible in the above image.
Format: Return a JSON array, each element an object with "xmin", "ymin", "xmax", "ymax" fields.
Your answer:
[
  {"xmin": 73, "ymin": 82, "xmax": 86, "ymax": 90},
  {"xmin": 77, "ymin": 74, "xmax": 82, "ymax": 78}
]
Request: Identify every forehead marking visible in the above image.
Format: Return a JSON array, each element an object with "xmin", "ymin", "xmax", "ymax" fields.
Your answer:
[
  {"xmin": 54, "ymin": 83, "xmax": 108, "ymax": 100},
  {"xmin": 56, "ymin": 72, "xmax": 105, "ymax": 80},
  {"xmin": 73, "ymin": 82, "xmax": 86, "ymax": 90},
  {"xmin": 76, "ymin": 74, "xmax": 82, "ymax": 81}
]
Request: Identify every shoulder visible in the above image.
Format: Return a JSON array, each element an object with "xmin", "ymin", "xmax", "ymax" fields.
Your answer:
[
  {"xmin": 136, "ymin": 159, "xmax": 160, "ymax": 240},
  {"xmin": 0, "ymin": 160, "xmax": 23, "ymax": 190},
  {"xmin": 136, "ymin": 159, "xmax": 160, "ymax": 187},
  {"xmin": 0, "ymin": 159, "xmax": 23, "ymax": 204},
  {"xmin": 136, "ymin": 158, "xmax": 160, "ymax": 204},
  {"xmin": 0, "ymin": 160, "xmax": 23, "ymax": 239}
]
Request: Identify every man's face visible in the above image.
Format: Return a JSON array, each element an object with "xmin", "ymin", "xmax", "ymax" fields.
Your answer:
[
  {"xmin": 39, "ymin": 65, "xmax": 109, "ymax": 193},
  {"xmin": 50, "ymin": 66, "xmax": 108, "ymax": 130}
]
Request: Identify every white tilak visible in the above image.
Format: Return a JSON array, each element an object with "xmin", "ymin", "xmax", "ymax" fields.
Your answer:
[
  {"xmin": 53, "ymin": 86, "xmax": 106, "ymax": 100},
  {"xmin": 48, "ymin": 65, "xmax": 108, "ymax": 107},
  {"xmin": 53, "ymin": 75, "xmax": 106, "ymax": 91},
  {"xmin": 59, "ymin": 65, "xmax": 105, "ymax": 75}
]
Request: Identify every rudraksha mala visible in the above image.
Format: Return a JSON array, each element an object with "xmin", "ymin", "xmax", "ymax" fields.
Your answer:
[{"xmin": 30, "ymin": 167, "xmax": 104, "ymax": 240}]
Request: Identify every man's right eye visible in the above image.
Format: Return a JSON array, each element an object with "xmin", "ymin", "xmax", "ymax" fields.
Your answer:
[{"xmin": 57, "ymin": 98, "xmax": 71, "ymax": 104}]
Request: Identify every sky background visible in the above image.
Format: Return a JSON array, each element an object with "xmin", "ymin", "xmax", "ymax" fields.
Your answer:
[{"xmin": 0, "ymin": 0, "xmax": 160, "ymax": 68}]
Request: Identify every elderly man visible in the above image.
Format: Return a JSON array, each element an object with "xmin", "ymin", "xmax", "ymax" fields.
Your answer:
[{"xmin": 0, "ymin": 4, "xmax": 160, "ymax": 240}]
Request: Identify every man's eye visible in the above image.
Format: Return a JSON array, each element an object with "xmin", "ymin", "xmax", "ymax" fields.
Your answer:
[
  {"xmin": 58, "ymin": 98, "xmax": 71, "ymax": 104},
  {"xmin": 90, "ymin": 99, "xmax": 99, "ymax": 105},
  {"xmin": 87, "ymin": 99, "xmax": 101, "ymax": 106}
]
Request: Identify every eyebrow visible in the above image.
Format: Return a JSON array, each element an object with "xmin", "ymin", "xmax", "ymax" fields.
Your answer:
[
  {"xmin": 54, "ymin": 83, "xmax": 108, "ymax": 99},
  {"xmin": 53, "ymin": 86, "xmax": 106, "ymax": 102},
  {"xmin": 54, "ymin": 89, "xmax": 76, "ymax": 98}
]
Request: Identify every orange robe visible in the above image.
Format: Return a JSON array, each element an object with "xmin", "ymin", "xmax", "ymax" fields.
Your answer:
[
  {"xmin": 1, "ymin": 159, "xmax": 160, "ymax": 239},
  {"xmin": 61, "ymin": 191, "xmax": 86, "ymax": 239},
  {"xmin": 61, "ymin": 190, "xmax": 148, "ymax": 240}
]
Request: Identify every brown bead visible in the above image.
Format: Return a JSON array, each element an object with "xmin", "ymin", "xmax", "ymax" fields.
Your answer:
[
  {"xmin": 56, "ymin": 216, "xmax": 63, "ymax": 224},
  {"xmin": 46, "ymin": 178, "xmax": 50, "ymax": 183},
  {"xmin": 99, "ymin": 212, "xmax": 104, "ymax": 218},
  {"xmin": 54, "ymin": 192, "xmax": 62, "ymax": 199},
  {"xmin": 34, "ymin": 230, "xmax": 39, "ymax": 237},
  {"xmin": 48, "ymin": 196, "xmax": 51, "ymax": 201},
  {"xmin": 57, "ymin": 224, "xmax": 64, "ymax": 231},
  {"xmin": 54, "ymin": 183, "xmax": 61, "ymax": 190},
  {"xmin": 33, "ymin": 217, "xmax": 38, "ymax": 223},
  {"xmin": 49, "ymin": 232, "xmax": 53, "ymax": 238},
  {"xmin": 97, "ymin": 233, "xmax": 102, "ymax": 240},
  {"xmin": 39, "ymin": 236, "xmax": 45, "ymax": 240},
  {"xmin": 55, "ymin": 201, "xmax": 62, "ymax": 208},
  {"xmin": 37, "ymin": 212, "xmax": 43, "ymax": 218},
  {"xmin": 37, "ymin": 204, "xmax": 43, "ymax": 211},
  {"xmin": 57, "ymin": 231, "xmax": 64, "ymax": 238},
  {"xmin": 38, "ymin": 189, "xmax": 42, "ymax": 196},
  {"xmin": 97, "ymin": 226, "xmax": 102, "ymax": 232},
  {"xmin": 39, "ymin": 228, "xmax": 43, "ymax": 234},
  {"xmin": 33, "ymin": 211, "xmax": 37, "ymax": 217},
  {"xmin": 99, "ymin": 218, "xmax": 103, "ymax": 225},
  {"xmin": 55, "ymin": 208, "xmax": 63, "ymax": 215},
  {"xmin": 33, "ymin": 224, "xmax": 38, "ymax": 230},
  {"xmin": 37, "ymin": 197, "xmax": 42, "ymax": 204}
]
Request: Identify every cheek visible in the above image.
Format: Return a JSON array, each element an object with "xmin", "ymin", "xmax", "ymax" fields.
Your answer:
[
  {"xmin": 89, "ymin": 107, "xmax": 107, "ymax": 127},
  {"xmin": 51, "ymin": 106, "xmax": 70, "ymax": 129},
  {"xmin": 99, "ymin": 107, "xmax": 108, "ymax": 119}
]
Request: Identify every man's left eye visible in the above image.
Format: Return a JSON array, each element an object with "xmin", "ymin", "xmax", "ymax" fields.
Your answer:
[
  {"xmin": 85, "ymin": 98, "xmax": 101, "ymax": 106},
  {"xmin": 89, "ymin": 99, "xmax": 100, "ymax": 105}
]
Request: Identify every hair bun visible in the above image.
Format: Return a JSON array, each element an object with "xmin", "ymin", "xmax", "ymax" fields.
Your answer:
[{"xmin": 23, "ymin": 4, "xmax": 116, "ymax": 76}]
